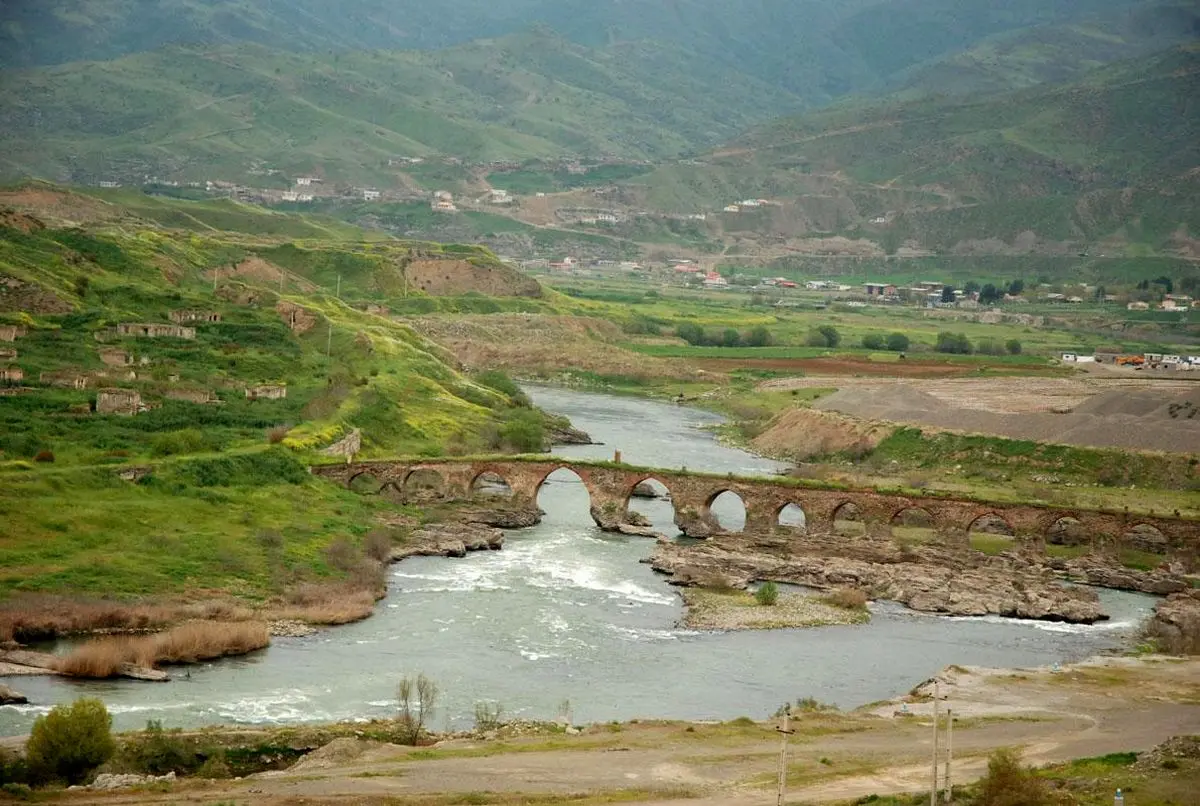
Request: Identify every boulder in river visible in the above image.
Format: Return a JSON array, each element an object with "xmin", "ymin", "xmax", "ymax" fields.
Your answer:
[
  {"xmin": 391, "ymin": 523, "xmax": 505, "ymax": 561},
  {"xmin": 0, "ymin": 683, "xmax": 28, "ymax": 704},
  {"xmin": 463, "ymin": 507, "xmax": 543, "ymax": 529}
]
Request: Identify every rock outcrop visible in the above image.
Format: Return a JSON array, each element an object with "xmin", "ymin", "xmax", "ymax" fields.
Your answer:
[
  {"xmin": 649, "ymin": 534, "xmax": 1106, "ymax": 624},
  {"xmin": 1144, "ymin": 590, "xmax": 1200, "ymax": 654},
  {"xmin": 0, "ymin": 683, "xmax": 28, "ymax": 704},
  {"xmin": 391, "ymin": 523, "xmax": 504, "ymax": 561},
  {"xmin": 460, "ymin": 507, "xmax": 543, "ymax": 529}
]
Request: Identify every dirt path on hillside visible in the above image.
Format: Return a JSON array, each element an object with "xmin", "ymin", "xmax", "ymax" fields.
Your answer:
[{"xmin": 63, "ymin": 657, "xmax": 1200, "ymax": 805}]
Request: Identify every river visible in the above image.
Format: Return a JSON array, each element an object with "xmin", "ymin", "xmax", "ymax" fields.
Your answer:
[{"xmin": 0, "ymin": 385, "xmax": 1157, "ymax": 735}]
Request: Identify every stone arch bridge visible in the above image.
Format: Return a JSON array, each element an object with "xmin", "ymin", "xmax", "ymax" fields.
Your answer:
[{"xmin": 312, "ymin": 458, "xmax": 1200, "ymax": 568}]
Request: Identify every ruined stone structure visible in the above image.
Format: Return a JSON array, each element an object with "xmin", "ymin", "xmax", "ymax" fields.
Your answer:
[
  {"xmin": 96, "ymin": 388, "xmax": 142, "ymax": 416},
  {"xmin": 276, "ymin": 301, "xmax": 318, "ymax": 334},
  {"xmin": 0, "ymin": 367, "xmax": 22, "ymax": 383},
  {"xmin": 0, "ymin": 348, "xmax": 16, "ymax": 360},
  {"xmin": 39, "ymin": 370, "xmax": 89, "ymax": 389},
  {"xmin": 0, "ymin": 325, "xmax": 27, "ymax": 342},
  {"xmin": 98, "ymin": 348, "xmax": 133, "ymax": 367},
  {"xmin": 169, "ymin": 310, "xmax": 222, "ymax": 324},
  {"xmin": 245, "ymin": 384, "xmax": 287, "ymax": 400},
  {"xmin": 97, "ymin": 323, "xmax": 196, "ymax": 341},
  {"xmin": 165, "ymin": 388, "xmax": 219, "ymax": 404},
  {"xmin": 312, "ymin": 458, "xmax": 1200, "ymax": 569}
]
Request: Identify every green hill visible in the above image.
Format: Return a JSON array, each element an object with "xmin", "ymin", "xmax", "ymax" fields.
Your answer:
[
  {"xmin": 0, "ymin": 184, "xmax": 561, "ymax": 602},
  {"xmin": 0, "ymin": 33, "xmax": 803, "ymax": 185},
  {"xmin": 626, "ymin": 45, "xmax": 1200, "ymax": 258}
]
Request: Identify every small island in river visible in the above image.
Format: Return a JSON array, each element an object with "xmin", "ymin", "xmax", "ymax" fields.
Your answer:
[{"xmin": 679, "ymin": 586, "xmax": 871, "ymax": 631}]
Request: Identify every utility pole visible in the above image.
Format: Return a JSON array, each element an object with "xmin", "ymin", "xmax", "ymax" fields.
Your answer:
[
  {"xmin": 776, "ymin": 708, "xmax": 795, "ymax": 806},
  {"xmin": 326, "ymin": 321, "xmax": 333, "ymax": 358},
  {"xmin": 212, "ymin": 265, "xmax": 218, "ymax": 293},
  {"xmin": 930, "ymin": 681, "xmax": 940, "ymax": 806},
  {"xmin": 944, "ymin": 708, "xmax": 953, "ymax": 805},
  {"xmin": 336, "ymin": 273, "xmax": 341, "ymax": 299}
]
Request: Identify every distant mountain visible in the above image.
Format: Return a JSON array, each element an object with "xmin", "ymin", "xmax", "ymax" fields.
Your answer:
[
  {"xmin": 0, "ymin": 33, "xmax": 803, "ymax": 183},
  {"xmin": 626, "ymin": 45, "xmax": 1200, "ymax": 257},
  {"xmin": 1, "ymin": 0, "xmax": 1175, "ymax": 104}
]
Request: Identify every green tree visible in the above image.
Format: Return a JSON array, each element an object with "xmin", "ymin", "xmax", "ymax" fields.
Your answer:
[
  {"xmin": 940, "ymin": 286, "xmax": 956, "ymax": 304},
  {"xmin": 755, "ymin": 581, "xmax": 779, "ymax": 606},
  {"xmin": 861, "ymin": 333, "xmax": 885, "ymax": 350},
  {"xmin": 885, "ymin": 332, "xmax": 910, "ymax": 352},
  {"xmin": 676, "ymin": 322, "xmax": 705, "ymax": 346},
  {"xmin": 817, "ymin": 325, "xmax": 841, "ymax": 347},
  {"xmin": 721, "ymin": 328, "xmax": 742, "ymax": 348},
  {"xmin": 26, "ymin": 699, "xmax": 115, "ymax": 785},
  {"xmin": 979, "ymin": 283, "xmax": 1001, "ymax": 304},
  {"xmin": 1007, "ymin": 279, "xmax": 1025, "ymax": 296},
  {"xmin": 1005, "ymin": 339, "xmax": 1022, "ymax": 355},
  {"xmin": 963, "ymin": 281, "xmax": 981, "ymax": 294}
]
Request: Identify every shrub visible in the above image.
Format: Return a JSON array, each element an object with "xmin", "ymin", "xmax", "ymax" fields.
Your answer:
[
  {"xmin": 495, "ymin": 408, "xmax": 544, "ymax": 453},
  {"xmin": 32, "ymin": 450, "xmax": 55, "ymax": 463},
  {"xmin": 474, "ymin": 370, "xmax": 530, "ymax": 407},
  {"xmin": 823, "ymin": 588, "xmax": 869, "ymax": 611},
  {"xmin": 473, "ymin": 701, "xmax": 506, "ymax": 732},
  {"xmin": 755, "ymin": 581, "xmax": 780, "ymax": 606},
  {"xmin": 975, "ymin": 748, "xmax": 1056, "ymax": 806},
  {"xmin": 397, "ymin": 673, "xmax": 439, "ymax": 745},
  {"xmin": 119, "ymin": 721, "xmax": 205, "ymax": 776},
  {"xmin": 886, "ymin": 332, "xmax": 910, "ymax": 352},
  {"xmin": 324, "ymin": 536, "xmax": 360, "ymax": 572},
  {"xmin": 806, "ymin": 325, "xmax": 840, "ymax": 348},
  {"xmin": 861, "ymin": 334, "xmax": 885, "ymax": 350},
  {"xmin": 364, "ymin": 529, "xmax": 395, "ymax": 563},
  {"xmin": 936, "ymin": 332, "xmax": 973, "ymax": 354},
  {"xmin": 266, "ymin": 424, "xmax": 290, "ymax": 444},
  {"xmin": 1006, "ymin": 339, "xmax": 1023, "ymax": 355},
  {"xmin": 26, "ymin": 698, "xmax": 116, "ymax": 785},
  {"xmin": 745, "ymin": 325, "xmax": 772, "ymax": 347},
  {"xmin": 976, "ymin": 339, "xmax": 1007, "ymax": 356},
  {"xmin": 149, "ymin": 428, "xmax": 208, "ymax": 457},
  {"xmin": 1, "ymin": 748, "xmax": 30, "ymax": 788}
]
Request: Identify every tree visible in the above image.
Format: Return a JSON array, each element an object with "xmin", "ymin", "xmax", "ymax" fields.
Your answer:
[
  {"xmin": 861, "ymin": 333, "xmax": 885, "ymax": 350},
  {"xmin": 975, "ymin": 748, "xmax": 1054, "ymax": 806},
  {"xmin": 979, "ymin": 283, "xmax": 1001, "ymax": 304},
  {"xmin": 1006, "ymin": 279, "xmax": 1025, "ymax": 296},
  {"xmin": 745, "ymin": 325, "xmax": 771, "ymax": 347},
  {"xmin": 721, "ymin": 328, "xmax": 742, "ymax": 348},
  {"xmin": 397, "ymin": 673, "xmax": 439, "ymax": 745},
  {"xmin": 1153, "ymin": 275, "xmax": 1174, "ymax": 294},
  {"xmin": 497, "ymin": 409, "xmax": 544, "ymax": 453},
  {"xmin": 26, "ymin": 699, "xmax": 115, "ymax": 785},
  {"xmin": 817, "ymin": 325, "xmax": 841, "ymax": 347},
  {"xmin": 676, "ymin": 322, "xmax": 705, "ymax": 346},
  {"xmin": 940, "ymin": 285, "xmax": 956, "ymax": 304},
  {"xmin": 963, "ymin": 281, "xmax": 980, "ymax": 294},
  {"xmin": 885, "ymin": 332, "xmax": 910, "ymax": 352},
  {"xmin": 1006, "ymin": 339, "xmax": 1022, "ymax": 355}
]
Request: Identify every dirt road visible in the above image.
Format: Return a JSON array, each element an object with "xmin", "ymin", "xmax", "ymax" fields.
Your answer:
[{"xmin": 62, "ymin": 656, "xmax": 1200, "ymax": 805}]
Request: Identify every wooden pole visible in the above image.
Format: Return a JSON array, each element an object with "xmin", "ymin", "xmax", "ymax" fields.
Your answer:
[
  {"xmin": 776, "ymin": 708, "xmax": 794, "ymax": 806},
  {"xmin": 930, "ymin": 682, "xmax": 940, "ymax": 806},
  {"xmin": 944, "ymin": 707, "xmax": 953, "ymax": 804}
]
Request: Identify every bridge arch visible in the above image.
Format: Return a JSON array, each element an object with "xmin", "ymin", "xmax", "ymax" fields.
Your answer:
[
  {"xmin": 625, "ymin": 477, "xmax": 678, "ymax": 535},
  {"xmin": 402, "ymin": 466, "xmax": 448, "ymax": 501},
  {"xmin": 705, "ymin": 489, "xmax": 747, "ymax": 533},
  {"xmin": 832, "ymin": 501, "xmax": 865, "ymax": 536},
  {"xmin": 966, "ymin": 512, "xmax": 1016, "ymax": 555},
  {"xmin": 890, "ymin": 506, "xmax": 937, "ymax": 546},
  {"xmin": 775, "ymin": 502, "xmax": 808, "ymax": 530},
  {"xmin": 347, "ymin": 470, "xmax": 383, "ymax": 495},
  {"xmin": 470, "ymin": 467, "xmax": 515, "ymax": 499},
  {"xmin": 535, "ymin": 466, "xmax": 596, "ymax": 523}
]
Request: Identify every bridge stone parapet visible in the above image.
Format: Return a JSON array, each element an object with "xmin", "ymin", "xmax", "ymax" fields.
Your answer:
[{"xmin": 311, "ymin": 458, "xmax": 1200, "ymax": 571}]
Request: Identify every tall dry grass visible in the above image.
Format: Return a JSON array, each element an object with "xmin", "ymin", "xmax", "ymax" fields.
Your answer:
[
  {"xmin": 55, "ymin": 621, "xmax": 270, "ymax": 678},
  {"xmin": 822, "ymin": 588, "xmax": 870, "ymax": 611},
  {"xmin": 271, "ymin": 586, "xmax": 377, "ymax": 626},
  {"xmin": 0, "ymin": 596, "xmax": 176, "ymax": 643}
]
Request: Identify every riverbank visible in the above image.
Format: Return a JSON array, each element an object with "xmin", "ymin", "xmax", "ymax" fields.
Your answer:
[{"xmin": 8, "ymin": 655, "xmax": 1196, "ymax": 804}]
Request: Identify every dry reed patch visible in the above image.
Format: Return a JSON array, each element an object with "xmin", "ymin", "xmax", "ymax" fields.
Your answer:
[
  {"xmin": 0, "ymin": 596, "xmax": 176, "ymax": 642},
  {"xmin": 54, "ymin": 621, "xmax": 270, "ymax": 678},
  {"xmin": 271, "ymin": 589, "xmax": 377, "ymax": 626},
  {"xmin": 822, "ymin": 588, "xmax": 870, "ymax": 611},
  {"xmin": 151, "ymin": 621, "xmax": 270, "ymax": 664}
]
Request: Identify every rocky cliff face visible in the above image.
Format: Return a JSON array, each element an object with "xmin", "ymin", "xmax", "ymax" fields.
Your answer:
[
  {"xmin": 1144, "ymin": 590, "xmax": 1200, "ymax": 654},
  {"xmin": 649, "ymin": 533, "xmax": 1110, "ymax": 623}
]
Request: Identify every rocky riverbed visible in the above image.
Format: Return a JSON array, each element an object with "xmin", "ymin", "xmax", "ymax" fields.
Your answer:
[{"xmin": 649, "ymin": 532, "xmax": 1113, "ymax": 623}]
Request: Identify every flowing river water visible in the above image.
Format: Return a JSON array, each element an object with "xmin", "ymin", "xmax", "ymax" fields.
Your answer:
[{"xmin": 0, "ymin": 386, "xmax": 1156, "ymax": 735}]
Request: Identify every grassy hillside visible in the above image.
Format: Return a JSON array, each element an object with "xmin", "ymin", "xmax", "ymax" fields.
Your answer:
[
  {"xmin": 628, "ymin": 45, "xmax": 1200, "ymax": 257},
  {"xmin": 0, "ymin": 33, "xmax": 802, "ymax": 185},
  {"xmin": 0, "ymin": 186, "xmax": 557, "ymax": 604}
]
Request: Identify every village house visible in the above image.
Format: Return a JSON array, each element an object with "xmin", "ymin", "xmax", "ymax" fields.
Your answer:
[
  {"xmin": 722, "ymin": 205, "xmax": 740, "ymax": 213},
  {"xmin": 295, "ymin": 177, "xmax": 321, "ymax": 186},
  {"xmin": 1127, "ymin": 301, "xmax": 1150, "ymax": 310},
  {"xmin": 165, "ymin": 388, "xmax": 219, "ymax": 405},
  {"xmin": 96, "ymin": 388, "xmax": 142, "ymax": 416},
  {"xmin": 0, "ymin": 348, "xmax": 16, "ymax": 360},
  {"xmin": 169, "ymin": 309, "xmax": 222, "ymax": 324},
  {"xmin": 245, "ymin": 384, "xmax": 287, "ymax": 401},
  {"xmin": 362, "ymin": 189, "xmax": 381, "ymax": 201},
  {"xmin": 702, "ymin": 271, "xmax": 728, "ymax": 289},
  {"xmin": 864, "ymin": 283, "xmax": 898, "ymax": 297},
  {"xmin": 487, "ymin": 189, "xmax": 513, "ymax": 204},
  {"xmin": 549, "ymin": 257, "xmax": 577, "ymax": 271},
  {"xmin": 0, "ymin": 367, "xmax": 23, "ymax": 384}
]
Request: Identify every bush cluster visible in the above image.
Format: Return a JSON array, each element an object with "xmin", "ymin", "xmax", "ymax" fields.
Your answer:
[
  {"xmin": 676, "ymin": 323, "xmax": 771, "ymax": 347},
  {"xmin": 860, "ymin": 332, "xmax": 910, "ymax": 352},
  {"xmin": 805, "ymin": 325, "xmax": 841, "ymax": 348}
]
